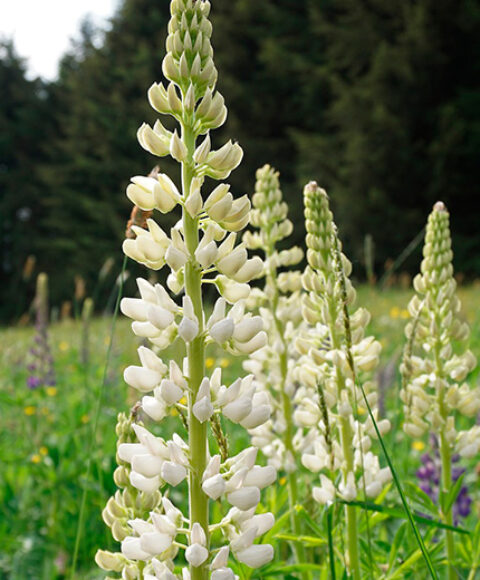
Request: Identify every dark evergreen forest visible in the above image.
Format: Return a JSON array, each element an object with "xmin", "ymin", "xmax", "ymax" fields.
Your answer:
[{"xmin": 1, "ymin": 0, "xmax": 479, "ymax": 321}]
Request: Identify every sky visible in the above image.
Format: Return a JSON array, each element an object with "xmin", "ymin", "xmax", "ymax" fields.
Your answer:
[{"xmin": 0, "ymin": 0, "xmax": 119, "ymax": 80}]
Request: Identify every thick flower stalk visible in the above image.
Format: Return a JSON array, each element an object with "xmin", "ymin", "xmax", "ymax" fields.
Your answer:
[
  {"xmin": 400, "ymin": 201, "xmax": 479, "ymax": 579},
  {"xmin": 98, "ymin": 2, "xmax": 275, "ymax": 578},
  {"xmin": 242, "ymin": 166, "xmax": 308, "ymax": 570},
  {"xmin": 295, "ymin": 183, "xmax": 391, "ymax": 579},
  {"xmin": 26, "ymin": 273, "xmax": 56, "ymax": 389}
]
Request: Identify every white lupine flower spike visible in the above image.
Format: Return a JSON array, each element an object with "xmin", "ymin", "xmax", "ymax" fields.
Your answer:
[
  {"xmin": 296, "ymin": 182, "xmax": 391, "ymax": 579},
  {"xmin": 97, "ymin": 2, "xmax": 274, "ymax": 579},
  {"xmin": 241, "ymin": 165, "xmax": 307, "ymax": 571},
  {"xmin": 400, "ymin": 201, "xmax": 478, "ymax": 577}
]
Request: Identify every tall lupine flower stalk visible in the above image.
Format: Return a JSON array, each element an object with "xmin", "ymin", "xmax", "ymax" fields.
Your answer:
[
  {"xmin": 295, "ymin": 183, "xmax": 391, "ymax": 579},
  {"xmin": 27, "ymin": 272, "xmax": 56, "ymax": 389},
  {"xmin": 400, "ymin": 202, "xmax": 480, "ymax": 579},
  {"xmin": 97, "ymin": 2, "xmax": 275, "ymax": 578},
  {"xmin": 242, "ymin": 166, "xmax": 308, "ymax": 571}
]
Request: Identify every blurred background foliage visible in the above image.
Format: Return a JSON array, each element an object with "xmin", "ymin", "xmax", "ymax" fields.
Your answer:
[{"xmin": 1, "ymin": 0, "xmax": 480, "ymax": 321}]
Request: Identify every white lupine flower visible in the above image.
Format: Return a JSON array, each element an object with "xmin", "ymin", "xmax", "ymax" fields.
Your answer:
[
  {"xmin": 186, "ymin": 524, "xmax": 209, "ymax": 567},
  {"xmin": 193, "ymin": 378, "xmax": 214, "ymax": 422},
  {"xmin": 185, "ymin": 189, "xmax": 203, "ymax": 217},
  {"xmin": 185, "ymin": 544, "xmax": 209, "ymax": 567},
  {"xmin": 130, "ymin": 471, "xmax": 161, "ymax": 494},
  {"xmin": 243, "ymin": 466, "xmax": 276, "ymax": 489},
  {"xmin": 121, "ymin": 536, "xmax": 151, "ymax": 561},
  {"xmin": 212, "ymin": 568, "xmax": 235, "ymax": 580},
  {"xmin": 161, "ymin": 461, "xmax": 187, "ymax": 486},
  {"xmin": 195, "ymin": 240, "xmax": 218, "ymax": 268},
  {"xmin": 165, "ymin": 244, "xmax": 188, "ymax": 272},
  {"xmin": 215, "ymin": 276, "xmax": 251, "ymax": 303},
  {"xmin": 177, "ymin": 317, "xmax": 198, "ymax": 343},
  {"xmin": 234, "ymin": 331, "xmax": 267, "ymax": 355},
  {"xmin": 240, "ymin": 513, "xmax": 275, "ymax": 536},
  {"xmin": 235, "ymin": 545, "xmax": 274, "ymax": 568},
  {"xmin": 126, "ymin": 176, "xmax": 162, "ymax": 211},
  {"xmin": 131, "ymin": 454, "xmax": 164, "ymax": 478},
  {"xmin": 202, "ymin": 474, "xmax": 226, "ymax": 500},
  {"xmin": 233, "ymin": 257, "xmax": 264, "ymax": 283},
  {"xmin": 140, "ymin": 531, "xmax": 174, "ymax": 556},
  {"xmin": 210, "ymin": 319, "xmax": 235, "ymax": 344},
  {"xmin": 124, "ymin": 366, "xmax": 163, "ymax": 393},
  {"xmin": 227, "ymin": 487, "xmax": 260, "ymax": 510},
  {"xmin": 137, "ymin": 121, "xmax": 172, "ymax": 157},
  {"xmin": 211, "ymin": 546, "xmax": 229, "ymax": 570},
  {"xmin": 203, "ymin": 454, "xmax": 222, "ymax": 480},
  {"xmin": 229, "ymin": 527, "xmax": 257, "ymax": 553},
  {"xmin": 123, "ymin": 222, "xmax": 170, "ymax": 270},
  {"xmin": 151, "ymin": 559, "xmax": 177, "ymax": 580},
  {"xmin": 232, "ymin": 316, "xmax": 263, "ymax": 343},
  {"xmin": 142, "ymin": 395, "xmax": 168, "ymax": 421},
  {"xmin": 312, "ymin": 475, "xmax": 336, "ymax": 505},
  {"xmin": 217, "ymin": 245, "xmax": 248, "ymax": 277}
]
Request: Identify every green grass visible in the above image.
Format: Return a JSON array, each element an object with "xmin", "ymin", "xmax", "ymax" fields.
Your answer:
[{"xmin": 1, "ymin": 284, "xmax": 479, "ymax": 579}]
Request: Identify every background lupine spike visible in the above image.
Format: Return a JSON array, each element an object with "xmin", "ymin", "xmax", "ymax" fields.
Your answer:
[
  {"xmin": 400, "ymin": 201, "xmax": 480, "ymax": 580},
  {"xmin": 295, "ymin": 181, "xmax": 391, "ymax": 580},
  {"xmin": 242, "ymin": 164, "xmax": 308, "ymax": 574},
  {"xmin": 26, "ymin": 272, "xmax": 56, "ymax": 390}
]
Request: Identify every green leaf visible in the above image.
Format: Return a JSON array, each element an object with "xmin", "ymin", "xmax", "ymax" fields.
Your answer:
[
  {"xmin": 337, "ymin": 499, "xmax": 469, "ymax": 535},
  {"xmin": 275, "ymin": 533, "xmax": 327, "ymax": 547}
]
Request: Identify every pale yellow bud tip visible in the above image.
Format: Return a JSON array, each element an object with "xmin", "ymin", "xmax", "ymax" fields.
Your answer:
[{"xmin": 433, "ymin": 201, "xmax": 447, "ymax": 212}]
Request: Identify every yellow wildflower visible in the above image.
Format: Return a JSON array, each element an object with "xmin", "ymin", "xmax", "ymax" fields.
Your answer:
[
  {"xmin": 206, "ymin": 357, "xmax": 215, "ymax": 369},
  {"xmin": 179, "ymin": 396, "xmax": 187, "ymax": 406},
  {"xmin": 220, "ymin": 358, "xmax": 230, "ymax": 368},
  {"xmin": 24, "ymin": 406, "xmax": 36, "ymax": 416},
  {"xmin": 279, "ymin": 476, "xmax": 287, "ymax": 485},
  {"xmin": 389, "ymin": 306, "xmax": 401, "ymax": 319},
  {"xmin": 31, "ymin": 454, "xmax": 41, "ymax": 464},
  {"xmin": 46, "ymin": 387, "xmax": 57, "ymax": 397},
  {"xmin": 39, "ymin": 446, "xmax": 48, "ymax": 456},
  {"xmin": 400, "ymin": 309, "xmax": 410, "ymax": 319},
  {"xmin": 81, "ymin": 414, "xmax": 90, "ymax": 424},
  {"xmin": 412, "ymin": 440, "xmax": 425, "ymax": 452},
  {"xmin": 59, "ymin": 341, "xmax": 69, "ymax": 352}
]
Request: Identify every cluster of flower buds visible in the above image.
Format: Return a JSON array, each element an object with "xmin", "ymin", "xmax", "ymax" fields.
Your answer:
[
  {"xmin": 400, "ymin": 202, "xmax": 480, "ymax": 458},
  {"xmin": 294, "ymin": 182, "xmax": 391, "ymax": 505},
  {"xmin": 241, "ymin": 165, "xmax": 307, "ymax": 472},
  {"xmin": 98, "ymin": 1, "xmax": 275, "ymax": 578},
  {"xmin": 96, "ymin": 413, "xmax": 163, "ymax": 579}
]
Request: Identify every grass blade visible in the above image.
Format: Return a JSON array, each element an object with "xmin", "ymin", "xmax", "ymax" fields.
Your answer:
[{"xmin": 69, "ymin": 256, "xmax": 127, "ymax": 579}]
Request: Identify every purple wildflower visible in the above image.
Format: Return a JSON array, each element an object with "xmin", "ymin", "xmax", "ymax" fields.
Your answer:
[
  {"xmin": 26, "ymin": 273, "xmax": 56, "ymax": 390},
  {"xmin": 417, "ymin": 450, "xmax": 472, "ymax": 523}
]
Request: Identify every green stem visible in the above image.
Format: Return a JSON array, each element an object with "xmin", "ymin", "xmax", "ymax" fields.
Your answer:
[
  {"xmin": 326, "ymin": 292, "xmax": 361, "ymax": 580},
  {"xmin": 268, "ymin": 260, "xmax": 309, "ymax": 578},
  {"xmin": 339, "ymin": 413, "xmax": 361, "ymax": 580},
  {"xmin": 182, "ymin": 125, "xmax": 209, "ymax": 580},
  {"xmin": 439, "ymin": 434, "xmax": 455, "ymax": 579},
  {"xmin": 434, "ymin": 314, "xmax": 455, "ymax": 580}
]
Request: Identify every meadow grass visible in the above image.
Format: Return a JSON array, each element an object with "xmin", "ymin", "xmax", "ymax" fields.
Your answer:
[{"xmin": 1, "ymin": 283, "xmax": 479, "ymax": 578}]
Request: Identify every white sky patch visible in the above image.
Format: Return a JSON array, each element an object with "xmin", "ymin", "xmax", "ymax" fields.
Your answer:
[{"xmin": 0, "ymin": 0, "xmax": 119, "ymax": 80}]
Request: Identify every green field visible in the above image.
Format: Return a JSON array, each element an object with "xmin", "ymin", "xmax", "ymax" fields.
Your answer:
[{"xmin": 1, "ymin": 284, "xmax": 479, "ymax": 579}]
